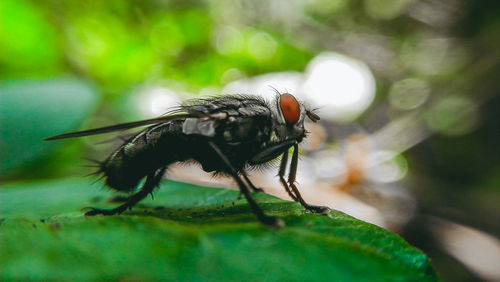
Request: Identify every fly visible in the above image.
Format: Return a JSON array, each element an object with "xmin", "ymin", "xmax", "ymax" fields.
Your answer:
[{"xmin": 44, "ymin": 93, "xmax": 330, "ymax": 226}]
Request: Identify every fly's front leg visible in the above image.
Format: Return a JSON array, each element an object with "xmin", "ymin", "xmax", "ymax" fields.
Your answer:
[
  {"xmin": 288, "ymin": 144, "xmax": 331, "ymax": 214},
  {"xmin": 278, "ymin": 150, "xmax": 298, "ymax": 202},
  {"xmin": 248, "ymin": 140, "xmax": 296, "ymax": 194},
  {"xmin": 85, "ymin": 167, "xmax": 166, "ymax": 216},
  {"xmin": 208, "ymin": 141, "xmax": 283, "ymax": 227}
]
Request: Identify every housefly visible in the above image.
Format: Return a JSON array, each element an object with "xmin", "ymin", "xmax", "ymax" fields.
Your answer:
[{"xmin": 44, "ymin": 93, "xmax": 330, "ymax": 226}]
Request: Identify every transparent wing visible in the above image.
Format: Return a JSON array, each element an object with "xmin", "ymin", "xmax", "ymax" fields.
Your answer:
[{"xmin": 44, "ymin": 114, "xmax": 194, "ymax": 141}]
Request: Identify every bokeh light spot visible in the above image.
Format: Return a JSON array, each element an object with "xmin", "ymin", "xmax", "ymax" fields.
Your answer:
[
  {"xmin": 67, "ymin": 18, "xmax": 110, "ymax": 57},
  {"xmin": 426, "ymin": 96, "xmax": 480, "ymax": 136},
  {"xmin": 248, "ymin": 31, "xmax": 278, "ymax": 61},
  {"xmin": 401, "ymin": 38, "xmax": 468, "ymax": 75},
  {"xmin": 220, "ymin": 68, "xmax": 245, "ymax": 85},
  {"xmin": 136, "ymin": 86, "xmax": 181, "ymax": 117},
  {"xmin": 306, "ymin": 0, "xmax": 347, "ymax": 15},
  {"xmin": 364, "ymin": 0, "xmax": 415, "ymax": 20},
  {"xmin": 365, "ymin": 151, "xmax": 408, "ymax": 183},
  {"xmin": 214, "ymin": 26, "xmax": 244, "ymax": 55},
  {"xmin": 149, "ymin": 21, "xmax": 185, "ymax": 56},
  {"xmin": 302, "ymin": 52, "xmax": 376, "ymax": 122},
  {"xmin": 389, "ymin": 78, "xmax": 430, "ymax": 110}
]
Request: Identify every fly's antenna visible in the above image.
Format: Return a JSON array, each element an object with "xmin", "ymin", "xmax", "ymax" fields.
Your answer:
[{"xmin": 306, "ymin": 110, "xmax": 321, "ymax": 123}]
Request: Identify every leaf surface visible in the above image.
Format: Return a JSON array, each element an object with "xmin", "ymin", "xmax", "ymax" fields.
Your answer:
[{"xmin": 0, "ymin": 178, "xmax": 438, "ymax": 281}]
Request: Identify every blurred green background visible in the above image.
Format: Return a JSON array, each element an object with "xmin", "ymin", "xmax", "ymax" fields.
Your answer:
[{"xmin": 1, "ymin": 0, "xmax": 499, "ymax": 280}]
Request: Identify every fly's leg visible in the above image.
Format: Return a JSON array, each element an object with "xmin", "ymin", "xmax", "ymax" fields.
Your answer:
[
  {"xmin": 278, "ymin": 150, "xmax": 299, "ymax": 201},
  {"xmin": 287, "ymin": 144, "xmax": 331, "ymax": 214},
  {"xmin": 278, "ymin": 146, "xmax": 328, "ymax": 213},
  {"xmin": 241, "ymin": 172, "xmax": 264, "ymax": 193},
  {"xmin": 208, "ymin": 141, "xmax": 283, "ymax": 227},
  {"xmin": 236, "ymin": 173, "xmax": 262, "ymax": 202},
  {"xmin": 85, "ymin": 167, "xmax": 166, "ymax": 216}
]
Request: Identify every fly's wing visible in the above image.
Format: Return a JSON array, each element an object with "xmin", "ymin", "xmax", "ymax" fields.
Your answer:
[
  {"xmin": 45, "ymin": 95, "xmax": 272, "ymax": 141},
  {"xmin": 44, "ymin": 114, "xmax": 194, "ymax": 141}
]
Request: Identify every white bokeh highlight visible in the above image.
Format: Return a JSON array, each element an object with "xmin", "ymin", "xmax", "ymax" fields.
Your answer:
[
  {"xmin": 136, "ymin": 86, "xmax": 181, "ymax": 118},
  {"xmin": 302, "ymin": 52, "xmax": 376, "ymax": 122}
]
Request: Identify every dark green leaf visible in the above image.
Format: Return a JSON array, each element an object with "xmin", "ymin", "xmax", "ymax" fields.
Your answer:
[{"xmin": 0, "ymin": 178, "xmax": 438, "ymax": 281}]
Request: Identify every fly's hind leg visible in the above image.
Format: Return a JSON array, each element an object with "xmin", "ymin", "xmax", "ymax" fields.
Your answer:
[
  {"xmin": 208, "ymin": 141, "xmax": 283, "ymax": 227},
  {"xmin": 283, "ymin": 144, "xmax": 331, "ymax": 214},
  {"xmin": 85, "ymin": 167, "xmax": 166, "ymax": 216}
]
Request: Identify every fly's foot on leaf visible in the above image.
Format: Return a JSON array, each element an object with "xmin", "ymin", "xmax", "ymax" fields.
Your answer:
[
  {"xmin": 84, "ymin": 206, "xmax": 124, "ymax": 216},
  {"xmin": 251, "ymin": 186, "xmax": 265, "ymax": 193},
  {"xmin": 305, "ymin": 205, "xmax": 331, "ymax": 215},
  {"xmin": 84, "ymin": 207, "xmax": 113, "ymax": 216}
]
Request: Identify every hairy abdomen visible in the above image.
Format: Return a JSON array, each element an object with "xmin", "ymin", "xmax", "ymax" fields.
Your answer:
[{"xmin": 99, "ymin": 121, "xmax": 186, "ymax": 191}]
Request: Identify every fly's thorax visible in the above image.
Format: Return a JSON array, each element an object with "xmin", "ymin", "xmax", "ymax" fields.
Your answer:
[{"xmin": 181, "ymin": 96, "xmax": 275, "ymax": 145}]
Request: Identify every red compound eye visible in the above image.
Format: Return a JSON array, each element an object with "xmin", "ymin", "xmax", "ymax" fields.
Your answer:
[{"xmin": 279, "ymin": 94, "xmax": 301, "ymax": 124}]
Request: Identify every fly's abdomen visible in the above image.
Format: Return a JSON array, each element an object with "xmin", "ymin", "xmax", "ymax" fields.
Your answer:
[{"xmin": 99, "ymin": 121, "xmax": 185, "ymax": 191}]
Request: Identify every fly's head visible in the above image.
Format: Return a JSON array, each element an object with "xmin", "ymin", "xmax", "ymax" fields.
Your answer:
[{"xmin": 272, "ymin": 93, "xmax": 320, "ymax": 143}]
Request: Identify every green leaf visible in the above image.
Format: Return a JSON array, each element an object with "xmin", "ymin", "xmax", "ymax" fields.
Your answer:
[
  {"xmin": 0, "ymin": 78, "xmax": 98, "ymax": 175},
  {"xmin": 0, "ymin": 178, "xmax": 438, "ymax": 281}
]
